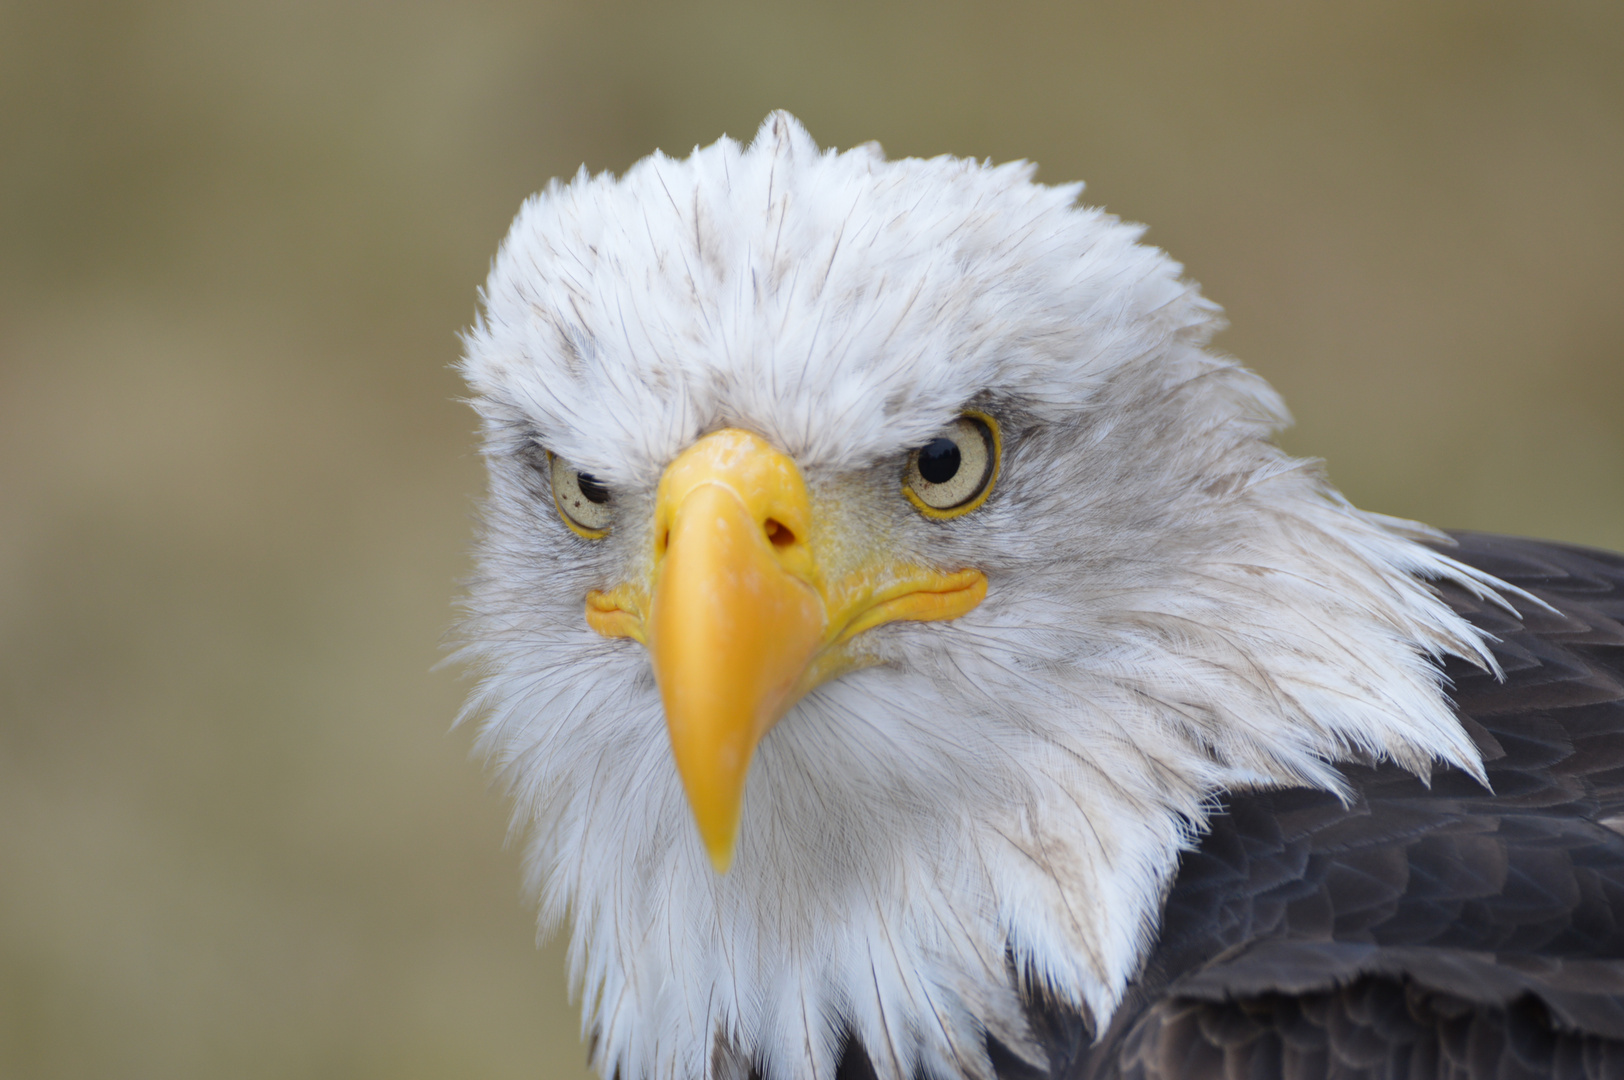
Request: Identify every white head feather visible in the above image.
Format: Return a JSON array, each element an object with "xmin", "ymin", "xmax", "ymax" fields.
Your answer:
[{"xmin": 456, "ymin": 112, "xmax": 1508, "ymax": 1080}]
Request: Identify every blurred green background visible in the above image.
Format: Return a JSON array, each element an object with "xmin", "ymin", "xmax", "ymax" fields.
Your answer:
[{"xmin": 1, "ymin": 1, "xmax": 1620, "ymax": 1077}]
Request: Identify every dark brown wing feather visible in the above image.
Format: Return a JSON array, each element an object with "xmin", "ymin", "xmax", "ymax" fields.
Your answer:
[{"xmin": 1043, "ymin": 533, "xmax": 1624, "ymax": 1080}]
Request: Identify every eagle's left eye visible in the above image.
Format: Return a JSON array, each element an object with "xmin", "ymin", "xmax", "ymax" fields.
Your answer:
[
  {"xmin": 548, "ymin": 452, "xmax": 613, "ymax": 538},
  {"xmin": 903, "ymin": 411, "xmax": 1000, "ymax": 518}
]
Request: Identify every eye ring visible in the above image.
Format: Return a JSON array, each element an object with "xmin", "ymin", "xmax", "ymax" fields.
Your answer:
[
  {"xmin": 903, "ymin": 411, "xmax": 1000, "ymax": 519},
  {"xmin": 548, "ymin": 451, "xmax": 613, "ymax": 538}
]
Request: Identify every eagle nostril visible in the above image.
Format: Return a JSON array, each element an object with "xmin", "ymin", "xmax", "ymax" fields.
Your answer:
[{"xmin": 764, "ymin": 519, "xmax": 795, "ymax": 548}]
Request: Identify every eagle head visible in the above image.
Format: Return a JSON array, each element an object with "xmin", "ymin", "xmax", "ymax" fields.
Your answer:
[{"xmin": 455, "ymin": 113, "xmax": 1500, "ymax": 1080}]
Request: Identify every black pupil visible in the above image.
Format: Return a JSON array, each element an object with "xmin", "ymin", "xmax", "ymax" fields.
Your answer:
[
  {"xmin": 576, "ymin": 472, "xmax": 610, "ymax": 504},
  {"xmin": 917, "ymin": 438, "xmax": 961, "ymax": 485}
]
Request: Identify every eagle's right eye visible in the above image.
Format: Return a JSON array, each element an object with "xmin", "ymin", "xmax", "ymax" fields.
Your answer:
[{"xmin": 548, "ymin": 452, "xmax": 613, "ymax": 538}]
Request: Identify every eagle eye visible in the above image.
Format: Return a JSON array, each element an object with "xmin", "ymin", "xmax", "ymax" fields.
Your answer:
[
  {"xmin": 903, "ymin": 412, "xmax": 1000, "ymax": 518},
  {"xmin": 547, "ymin": 451, "xmax": 613, "ymax": 538}
]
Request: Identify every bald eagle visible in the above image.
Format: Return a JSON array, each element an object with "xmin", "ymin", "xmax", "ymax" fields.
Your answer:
[{"xmin": 455, "ymin": 114, "xmax": 1624, "ymax": 1080}]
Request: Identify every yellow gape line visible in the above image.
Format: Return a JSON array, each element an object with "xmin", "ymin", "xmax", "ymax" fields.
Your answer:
[{"xmin": 584, "ymin": 429, "xmax": 986, "ymax": 873}]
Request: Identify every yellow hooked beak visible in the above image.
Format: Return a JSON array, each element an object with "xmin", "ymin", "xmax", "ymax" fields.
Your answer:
[{"xmin": 585, "ymin": 429, "xmax": 986, "ymax": 873}]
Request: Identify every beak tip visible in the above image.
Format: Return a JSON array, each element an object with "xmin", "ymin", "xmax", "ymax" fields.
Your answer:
[{"xmin": 705, "ymin": 838, "xmax": 736, "ymax": 876}]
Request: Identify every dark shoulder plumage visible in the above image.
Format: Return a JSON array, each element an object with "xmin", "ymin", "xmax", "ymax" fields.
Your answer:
[{"xmin": 1006, "ymin": 533, "xmax": 1624, "ymax": 1080}]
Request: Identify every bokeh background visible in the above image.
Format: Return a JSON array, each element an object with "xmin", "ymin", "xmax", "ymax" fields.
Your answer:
[{"xmin": 2, "ymin": 1, "xmax": 1621, "ymax": 1077}]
